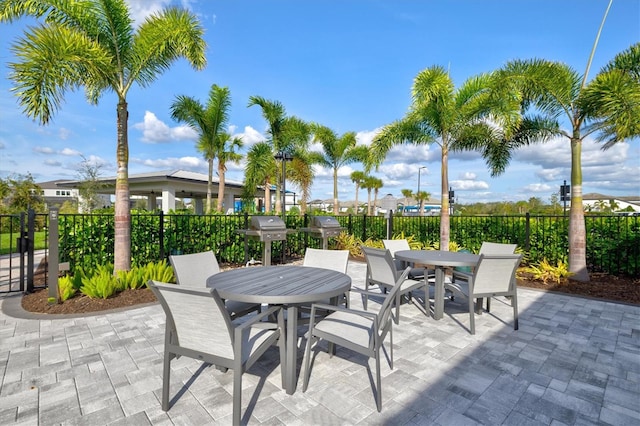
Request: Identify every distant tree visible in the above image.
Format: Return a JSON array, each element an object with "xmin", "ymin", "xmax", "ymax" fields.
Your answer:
[
  {"xmin": 76, "ymin": 155, "xmax": 105, "ymax": 213},
  {"xmin": 350, "ymin": 171, "xmax": 366, "ymax": 215},
  {"xmin": 415, "ymin": 190, "xmax": 430, "ymax": 216},
  {"xmin": 401, "ymin": 189, "xmax": 413, "ymax": 210},
  {"xmin": 288, "ymin": 148, "xmax": 323, "ymax": 215},
  {"xmin": 243, "ymin": 142, "xmax": 275, "ymax": 213},
  {"xmin": 362, "ymin": 176, "xmax": 376, "ymax": 216},
  {"xmin": 3, "ymin": 173, "xmax": 44, "ymax": 213},
  {"xmin": 371, "ymin": 177, "xmax": 383, "ymax": 215},
  {"xmin": 0, "ymin": 0, "xmax": 207, "ymax": 273},
  {"xmin": 310, "ymin": 124, "xmax": 368, "ymax": 213}
]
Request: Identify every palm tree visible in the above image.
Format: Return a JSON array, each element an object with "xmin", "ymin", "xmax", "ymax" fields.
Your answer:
[
  {"xmin": 350, "ymin": 171, "xmax": 366, "ymax": 214},
  {"xmin": 243, "ymin": 142, "xmax": 275, "ymax": 213},
  {"xmin": 0, "ymin": 0, "xmax": 206, "ymax": 273},
  {"xmin": 368, "ymin": 66, "xmax": 518, "ymax": 251},
  {"xmin": 248, "ymin": 96, "xmax": 310, "ymax": 215},
  {"xmin": 371, "ymin": 177, "xmax": 384, "ymax": 215},
  {"xmin": 362, "ymin": 176, "xmax": 376, "ymax": 216},
  {"xmin": 311, "ymin": 124, "xmax": 368, "ymax": 214},
  {"xmin": 170, "ymin": 84, "xmax": 241, "ymax": 213},
  {"xmin": 215, "ymin": 132, "xmax": 243, "ymax": 213},
  {"xmin": 401, "ymin": 188, "xmax": 413, "ymax": 212},
  {"xmin": 415, "ymin": 190, "xmax": 430, "ymax": 216},
  {"xmin": 287, "ymin": 148, "xmax": 323, "ymax": 215},
  {"xmin": 494, "ymin": 42, "xmax": 640, "ymax": 281}
]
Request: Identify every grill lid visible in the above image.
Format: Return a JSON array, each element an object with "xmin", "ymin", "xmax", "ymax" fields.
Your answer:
[
  {"xmin": 311, "ymin": 216, "xmax": 342, "ymax": 228},
  {"xmin": 250, "ymin": 215, "xmax": 287, "ymax": 230}
]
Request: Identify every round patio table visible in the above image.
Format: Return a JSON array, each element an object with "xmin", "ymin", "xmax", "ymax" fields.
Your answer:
[
  {"xmin": 207, "ymin": 265, "xmax": 351, "ymax": 395},
  {"xmin": 394, "ymin": 250, "xmax": 480, "ymax": 320}
]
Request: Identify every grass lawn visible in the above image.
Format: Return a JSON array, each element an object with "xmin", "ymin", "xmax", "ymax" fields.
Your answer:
[{"xmin": 0, "ymin": 231, "xmax": 47, "ymax": 255}]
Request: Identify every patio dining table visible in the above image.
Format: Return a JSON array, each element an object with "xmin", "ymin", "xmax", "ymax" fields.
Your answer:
[
  {"xmin": 394, "ymin": 250, "xmax": 480, "ymax": 320},
  {"xmin": 206, "ymin": 265, "xmax": 351, "ymax": 395}
]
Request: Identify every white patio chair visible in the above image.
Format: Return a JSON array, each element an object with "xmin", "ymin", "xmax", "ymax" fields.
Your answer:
[
  {"xmin": 382, "ymin": 238, "xmax": 434, "ymax": 280},
  {"xmin": 301, "ymin": 267, "xmax": 412, "ymax": 412},
  {"xmin": 445, "ymin": 254, "xmax": 522, "ymax": 334},
  {"xmin": 362, "ymin": 246, "xmax": 428, "ymax": 323},
  {"xmin": 147, "ymin": 280, "xmax": 285, "ymax": 426},
  {"xmin": 170, "ymin": 250, "xmax": 261, "ymax": 319}
]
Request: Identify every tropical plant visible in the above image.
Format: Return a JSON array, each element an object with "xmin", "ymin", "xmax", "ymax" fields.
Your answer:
[
  {"xmin": 350, "ymin": 171, "xmax": 366, "ymax": 215},
  {"xmin": 80, "ymin": 264, "xmax": 119, "ymax": 299},
  {"xmin": 0, "ymin": 0, "xmax": 207, "ymax": 273},
  {"xmin": 248, "ymin": 96, "xmax": 310, "ymax": 215},
  {"xmin": 243, "ymin": 142, "xmax": 276, "ymax": 213},
  {"xmin": 170, "ymin": 84, "xmax": 242, "ymax": 213},
  {"xmin": 333, "ymin": 231, "xmax": 363, "ymax": 257},
  {"xmin": 415, "ymin": 190, "xmax": 431, "ymax": 217},
  {"xmin": 57, "ymin": 275, "xmax": 77, "ymax": 302},
  {"xmin": 310, "ymin": 125, "xmax": 368, "ymax": 214},
  {"xmin": 521, "ymin": 259, "xmax": 574, "ymax": 284},
  {"xmin": 367, "ymin": 66, "xmax": 521, "ymax": 251},
  {"xmin": 493, "ymin": 40, "xmax": 639, "ymax": 281}
]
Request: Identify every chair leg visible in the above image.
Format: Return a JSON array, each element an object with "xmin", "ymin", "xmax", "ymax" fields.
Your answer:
[
  {"xmin": 486, "ymin": 297, "xmax": 491, "ymax": 312},
  {"xmin": 389, "ymin": 325, "xmax": 394, "ymax": 370},
  {"xmin": 375, "ymin": 349, "xmax": 382, "ymax": 412},
  {"xmin": 162, "ymin": 351, "xmax": 171, "ymax": 411},
  {"xmin": 233, "ymin": 368, "xmax": 242, "ymax": 426},
  {"xmin": 469, "ymin": 296, "xmax": 476, "ymax": 335},
  {"xmin": 302, "ymin": 334, "xmax": 315, "ymax": 392},
  {"xmin": 278, "ymin": 310, "xmax": 286, "ymax": 389},
  {"xmin": 512, "ymin": 292, "xmax": 519, "ymax": 331}
]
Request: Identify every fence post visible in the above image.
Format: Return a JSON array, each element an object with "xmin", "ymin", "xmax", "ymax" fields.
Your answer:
[
  {"xmin": 47, "ymin": 208, "xmax": 59, "ymax": 301},
  {"xmin": 159, "ymin": 211, "xmax": 165, "ymax": 259},
  {"xmin": 525, "ymin": 212, "xmax": 531, "ymax": 252},
  {"xmin": 386, "ymin": 210, "xmax": 393, "ymax": 239},
  {"xmin": 361, "ymin": 214, "xmax": 367, "ymax": 242},
  {"xmin": 347, "ymin": 214, "xmax": 352, "ymax": 235},
  {"xmin": 26, "ymin": 209, "xmax": 35, "ymax": 292},
  {"xmin": 243, "ymin": 212, "xmax": 249, "ymax": 265}
]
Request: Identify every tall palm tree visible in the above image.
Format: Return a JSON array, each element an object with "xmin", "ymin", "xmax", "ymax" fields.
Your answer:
[
  {"xmin": 350, "ymin": 171, "xmax": 366, "ymax": 214},
  {"xmin": 371, "ymin": 177, "xmax": 384, "ymax": 216},
  {"xmin": 248, "ymin": 96, "xmax": 310, "ymax": 215},
  {"xmin": 0, "ymin": 0, "xmax": 206, "ymax": 273},
  {"xmin": 287, "ymin": 148, "xmax": 323, "ymax": 215},
  {"xmin": 170, "ymin": 84, "xmax": 240, "ymax": 213},
  {"xmin": 310, "ymin": 124, "xmax": 368, "ymax": 214},
  {"xmin": 368, "ymin": 66, "xmax": 517, "ymax": 251},
  {"xmin": 415, "ymin": 190, "xmax": 430, "ymax": 216},
  {"xmin": 494, "ymin": 42, "xmax": 639, "ymax": 281},
  {"xmin": 214, "ymin": 132, "xmax": 243, "ymax": 213},
  {"xmin": 401, "ymin": 188, "xmax": 413, "ymax": 212},
  {"xmin": 362, "ymin": 175, "xmax": 381, "ymax": 216},
  {"xmin": 243, "ymin": 142, "xmax": 275, "ymax": 213}
]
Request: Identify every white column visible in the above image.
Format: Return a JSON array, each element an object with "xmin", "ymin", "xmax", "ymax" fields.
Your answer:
[
  {"xmin": 194, "ymin": 198, "xmax": 204, "ymax": 215},
  {"xmin": 162, "ymin": 189, "xmax": 175, "ymax": 213},
  {"xmin": 224, "ymin": 192, "xmax": 236, "ymax": 214}
]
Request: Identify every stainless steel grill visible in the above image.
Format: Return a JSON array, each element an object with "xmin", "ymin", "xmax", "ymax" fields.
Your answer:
[
  {"xmin": 301, "ymin": 216, "xmax": 345, "ymax": 250},
  {"xmin": 237, "ymin": 216, "xmax": 291, "ymax": 266}
]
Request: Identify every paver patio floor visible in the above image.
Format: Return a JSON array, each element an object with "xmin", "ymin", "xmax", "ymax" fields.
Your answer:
[{"xmin": 1, "ymin": 261, "xmax": 639, "ymax": 425}]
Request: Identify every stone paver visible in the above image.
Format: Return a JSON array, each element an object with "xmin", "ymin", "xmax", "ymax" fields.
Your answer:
[{"xmin": 1, "ymin": 261, "xmax": 639, "ymax": 425}]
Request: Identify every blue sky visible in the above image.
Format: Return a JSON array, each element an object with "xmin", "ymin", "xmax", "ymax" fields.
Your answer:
[{"xmin": 1, "ymin": 0, "xmax": 639, "ymax": 205}]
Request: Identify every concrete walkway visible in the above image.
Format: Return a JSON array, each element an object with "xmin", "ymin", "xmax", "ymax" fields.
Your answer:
[{"xmin": 1, "ymin": 261, "xmax": 639, "ymax": 425}]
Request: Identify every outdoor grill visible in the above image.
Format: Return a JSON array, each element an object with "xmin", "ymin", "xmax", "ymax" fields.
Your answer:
[
  {"xmin": 301, "ymin": 216, "xmax": 345, "ymax": 250},
  {"xmin": 237, "ymin": 216, "xmax": 291, "ymax": 266}
]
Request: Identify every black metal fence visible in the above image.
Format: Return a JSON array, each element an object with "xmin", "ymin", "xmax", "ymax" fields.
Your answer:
[{"xmin": 1, "ymin": 211, "xmax": 638, "ymax": 292}]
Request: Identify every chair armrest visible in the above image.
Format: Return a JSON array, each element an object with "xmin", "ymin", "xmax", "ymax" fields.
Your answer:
[
  {"xmin": 235, "ymin": 305, "xmax": 281, "ymax": 332},
  {"xmin": 310, "ymin": 303, "xmax": 378, "ymax": 321},
  {"xmin": 350, "ymin": 287, "xmax": 384, "ymax": 297},
  {"xmin": 451, "ymin": 270, "xmax": 472, "ymax": 281}
]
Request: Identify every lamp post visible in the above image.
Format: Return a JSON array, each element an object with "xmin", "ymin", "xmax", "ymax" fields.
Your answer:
[
  {"xmin": 417, "ymin": 166, "xmax": 426, "ymax": 215},
  {"xmin": 274, "ymin": 151, "xmax": 293, "ymax": 221},
  {"xmin": 448, "ymin": 187, "xmax": 455, "ymax": 215},
  {"xmin": 560, "ymin": 180, "xmax": 570, "ymax": 216}
]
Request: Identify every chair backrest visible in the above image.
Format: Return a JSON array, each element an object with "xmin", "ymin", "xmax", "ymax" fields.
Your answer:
[
  {"xmin": 362, "ymin": 246, "xmax": 397, "ymax": 286},
  {"xmin": 170, "ymin": 251, "xmax": 220, "ymax": 287},
  {"xmin": 377, "ymin": 267, "xmax": 412, "ymax": 329},
  {"xmin": 479, "ymin": 242, "xmax": 517, "ymax": 255},
  {"xmin": 148, "ymin": 280, "xmax": 234, "ymax": 358},
  {"xmin": 382, "ymin": 239, "xmax": 410, "ymax": 257},
  {"xmin": 303, "ymin": 248, "xmax": 349, "ymax": 273},
  {"xmin": 471, "ymin": 254, "xmax": 522, "ymax": 295}
]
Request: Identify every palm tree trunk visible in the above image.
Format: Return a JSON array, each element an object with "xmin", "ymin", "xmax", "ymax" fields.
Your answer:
[
  {"xmin": 354, "ymin": 184, "xmax": 360, "ymax": 215},
  {"xmin": 569, "ymin": 137, "xmax": 589, "ymax": 281},
  {"xmin": 217, "ymin": 161, "xmax": 225, "ymax": 213},
  {"xmin": 440, "ymin": 145, "xmax": 450, "ymax": 251},
  {"xmin": 207, "ymin": 158, "xmax": 214, "ymax": 213},
  {"xmin": 264, "ymin": 178, "xmax": 272, "ymax": 213},
  {"xmin": 114, "ymin": 99, "xmax": 131, "ymax": 273},
  {"xmin": 333, "ymin": 168, "xmax": 339, "ymax": 214},
  {"xmin": 367, "ymin": 189, "xmax": 372, "ymax": 216}
]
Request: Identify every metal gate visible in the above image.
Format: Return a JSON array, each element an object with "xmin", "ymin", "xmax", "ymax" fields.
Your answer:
[{"xmin": 0, "ymin": 209, "xmax": 47, "ymax": 294}]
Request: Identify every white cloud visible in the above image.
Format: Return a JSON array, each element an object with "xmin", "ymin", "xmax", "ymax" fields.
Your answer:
[
  {"xmin": 355, "ymin": 128, "xmax": 381, "ymax": 146},
  {"xmin": 135, "ymin": 156, "xmax": 206, "ymax": 171},
  {"xmin": 33, "ymin": 146, "xmax": 54, "ymax": 154},
  {"xmin": 232, "ymin": 125, "xmax": 265, "ymax": 147},
  {"xmin": 450, "ymin": 180, "xmax": 490, "ymax": 190},
  {"xmin": 133, "ymin": 111, "xmax": 198, "ymax": 143},
  {"xmin": 459, "ymin": 172, "xmax": 476, "ymax": 180},
  {"xmin": 44, "ymin": 159, "xmax": 62, "ymax": 167},
  {"xmin": 125, "ymin": 0, "xmax": 171, "ymax": 27},
  {"xmin": 522, "ymin": 183, "xmax": 553, "ymax": 193},
  {"xmin": 58, "ymin": 127, "xmax": 72, "ymax": 140},
  {"xmin": 60, "ymin": 148, "xmax": 81, "ymax": 156}
]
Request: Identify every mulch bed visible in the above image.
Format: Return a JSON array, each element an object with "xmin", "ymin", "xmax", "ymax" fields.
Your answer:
[{"xmin": 18, "ymin": 264, "xmax": 640, "ymax": 315}]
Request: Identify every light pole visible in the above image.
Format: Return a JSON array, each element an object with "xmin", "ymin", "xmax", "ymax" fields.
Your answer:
[
  {"xmin": 274, "ymin": 151, "xmax": 293, "ymax": 221},
  {"xmin": 417, "ymin": 166, "xmax": 426, "ymax": 215},
  {"xmin": 560, "ymin": 180, "xmax": 570, "ymax": 217}
]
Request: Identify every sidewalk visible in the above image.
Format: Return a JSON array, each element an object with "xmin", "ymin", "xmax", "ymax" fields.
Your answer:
[{"xmin": 1, "ymin": 261, "xmax": 639, "ymax": 425}]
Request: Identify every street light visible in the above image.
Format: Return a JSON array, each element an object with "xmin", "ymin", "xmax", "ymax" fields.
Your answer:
[
  {"xmin": 417, "ymin": 166, "xmax": 427, "ymax": 215},
  {"xmin": 560, "ymin": 180, "xmax": 570, "ymax": 216},
  {"xmin": 274, "ymin": 151, "xmax": 293, "ymax": 220}
]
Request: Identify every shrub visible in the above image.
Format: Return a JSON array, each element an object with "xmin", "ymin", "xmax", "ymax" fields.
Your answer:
[
  {"xmin": 57, "ymin": 275, "xmax": 76, "ymax": 302},
  {"xmin": 80, "ymin": 264, "xmax": 119, "ymax": 299},
  {"xmin": 521, "ymin": 259, "xmax": 574, "ymax": 284}
]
